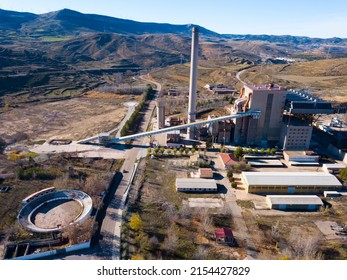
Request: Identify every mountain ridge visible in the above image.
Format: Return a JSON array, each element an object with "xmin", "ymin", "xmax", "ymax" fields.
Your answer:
[{"xmin": 1, "ymin": 8, "xmax": 346, "ymax": 42}]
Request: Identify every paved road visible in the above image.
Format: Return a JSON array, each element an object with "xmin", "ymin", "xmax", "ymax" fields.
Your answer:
[
  {"xmin": 235, "ymin": 69, "xmax": 247, "ymax": 85},
  {"xmin": 53, "ymin": 76, "xmax": 160, "ymax": 260},
  {"xmin": 211, "ymin": 152, "xmax": 258, "ymax": 259},
  {"xmin": 93, "ymin": 76, "xmax": 160, "ymax": 259}
]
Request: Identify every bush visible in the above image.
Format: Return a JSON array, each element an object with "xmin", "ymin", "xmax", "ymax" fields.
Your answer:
[
  {"xmin": 339, "ymin": 167, "xmax": 347, "ymax": 181},
  {"xmin": 234, "ymin": 146, "xmax": 244, "ymax": 160},
  {"xmin": 16, "ymin": 166, "xmax": 56, "ymax": 180}
]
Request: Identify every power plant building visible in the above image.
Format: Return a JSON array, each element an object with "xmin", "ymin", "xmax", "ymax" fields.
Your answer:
[
  {"xmin": 233, "ymin": 84, "xmax": 287, "ymax": 146},
  {"xmin": 281, "ymin": 116, "xmax": 313, "ymax": 150}
]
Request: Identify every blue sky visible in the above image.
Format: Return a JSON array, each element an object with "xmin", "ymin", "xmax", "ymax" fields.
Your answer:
[{"xmin": 0, "ymin": 0, "xmax": 346, "ymax": 38}]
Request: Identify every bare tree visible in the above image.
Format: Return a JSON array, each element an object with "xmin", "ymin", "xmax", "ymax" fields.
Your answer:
[
  {"xmin": 199, "ymin": 209, "xmax": 213, "ymax": 237},
  {"xmin": 84, "ymin": 173, "xmax": 111, "ymax": 195},
  {"xmin": 284, "ymin": 227, "xmax": 322, "ymax": 260},
  {"xmin": 194, "ymin": 245, "xmax": 208, "ymax": 260},
  {"xmin": 53, "ymin": 174, "xmax": 69, "ymax": 189},
  {"xmin": 271, "ymin": 221, "xmax": 280, "ymax": 241},
  {"xmin": 62, "ymin": 217, "xmax": 95, "ymax": 245},
  {"xmin": 165, "ymin": 225, "xmax": 178, "ymax": 255}
]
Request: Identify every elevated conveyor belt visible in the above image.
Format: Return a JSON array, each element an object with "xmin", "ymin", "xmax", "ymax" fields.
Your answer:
[{"xmin": 109, "ymin": 110, "xmax": 261, "ymax": 143}]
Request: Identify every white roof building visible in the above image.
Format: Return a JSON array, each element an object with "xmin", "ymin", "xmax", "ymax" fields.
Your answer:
[
  {"xmin": 176, "ymin": 178, "xmax": 217, "ymax": 192},
  {"xmin": 266, "ymin": 195, "xmax": 323, "ymax": 211},
  {"xmin": 241, "ymin": 172, "xmax": 342, "ymax": 194}
]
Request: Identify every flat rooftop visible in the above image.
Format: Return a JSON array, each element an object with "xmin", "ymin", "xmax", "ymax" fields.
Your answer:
[
  {"xmin": 323, "ymin": 163, "xmax": 346, "ymax": 169},
  {"xmin": 267, "ymin": 195, "xmax": 323, "ymax": 205},
  {"xmin": 242, "ymin": 172, "xmax": 342, "ymax": 187},
  {"xmin": 176, "ymin": 178, "xmax": 217, "ymax": 190},
  {"xmin": 247, "ymin": 159, "xmax": 283, "ymax": 167},
  {"xmin": 284, "ymin": 150, "xmax": 317, "ymax": 156}
]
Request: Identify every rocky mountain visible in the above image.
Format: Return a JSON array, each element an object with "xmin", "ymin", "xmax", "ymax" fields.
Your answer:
[
  {"xmin": 1, "ymin": 8, "xmax": 347, "ymax": 94},
  {"xmin": 0, "ymin": 8, "xmax": 219, "ymax": 37}
]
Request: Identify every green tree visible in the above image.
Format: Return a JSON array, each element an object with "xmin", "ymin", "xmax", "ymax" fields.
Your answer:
[
  {"xmin": 253, "ymin": 148, "xmax": 258, "ymax": 155},
  {"xmin": 184, "ymin": 148, "xmax": 190, "ymax": 155},
  {"xmin": 129, "ymin": 213, "xmax": 143, "ymax": 231},
  {"xmin": 191, "ymin": 148, "xmax": 196, "ymax": 154},
  {"xmin": 179, "ymin": 147, "xmax": 184, "ymax": 156},
  {"xmin": 266, "ymin": 148, "xmax": 271, "ymax": 155},
  {"xmin": 147, "ymin": 147, "xmax": 152, "ymax": 155},
  {"xmin": 260, "ymin": 148, "xmax": 265, "ymax": 154},
  {"xmin": 173, "ymin": 148, "xmax": 177, "ymax": 156},
  {"xmin": 339, "ymin": 167, "xmax": 347, "ymax": 181},
  {"xmin": 206, "ymin": 137, "xmax": 212, "ymax": 149},
  {"xmin": 231, "ymin": 182, "xmax": 238, "ymax": 189},
  {"xmin": 271, "ymin": 148, "xmax": 277, "ymax": 155},
  {"xmin": 227, "ymin": 169, "xmax": 233, "ymax": 179},
  {"xmin": 154, "ymin": 147, "xmax": 159, "ymax": 154},
  {"xmin": 167, "ymin": 149, "xmax": 172, "ymax": 156},
  {"xmin": 234, "ymin": 146, "xmax": 244, "ymax": 160},
  {"xmin": 160, "ymin": 147, "xmax": 165, "ymax": 154}
]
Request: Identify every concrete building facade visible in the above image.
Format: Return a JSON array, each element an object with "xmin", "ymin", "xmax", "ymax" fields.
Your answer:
[
  {"xmin": 281, "ymin": 116, "xmax": 313, "ymax": 150},
  {"xmin": 233, "ymin": 84, "xmax": 287, "ymax": 146}
]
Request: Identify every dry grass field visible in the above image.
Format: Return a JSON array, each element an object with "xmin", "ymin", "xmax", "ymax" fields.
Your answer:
[
  {"xmin": 0, "ymin": 93, "xmax": 142, "ymax": 144},
  {"xmin": 241, "ymin": 58, "xmax": 347, "ymax": 103}
]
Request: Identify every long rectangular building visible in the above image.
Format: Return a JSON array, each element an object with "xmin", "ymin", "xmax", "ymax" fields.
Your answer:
[
  {"xmin": 266, "ymin": 195, "xmax": 323, "ymax": 211},
  {"xmin": 241, "ymin": 172, "xmax": 342, "ymax": 194},
  {"xmin": 176, "ymin": 178, "xmax": 218, "ymax": 192}
]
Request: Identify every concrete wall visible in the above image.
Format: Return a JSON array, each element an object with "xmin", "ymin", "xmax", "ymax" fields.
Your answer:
[{"xmin": 281, "ymin": 125, "xmax": 313, "ymax": 150}]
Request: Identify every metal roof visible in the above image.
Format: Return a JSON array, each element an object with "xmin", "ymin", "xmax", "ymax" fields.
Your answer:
[
  {"xmin": 267, "ymin": 195, "xmax": 323, "ymax": 205},
  {"xmin": 242, "ymin": 172, "xmax": 342, "ymax": 187},
  {"xmin": 323, "ymin": 163, "xmax": 346, "ymax": 169},
  {"xmin": 215, "ymin": 228, "xmax": 233, "ymax": 238},
  {"xmin": 176, "ymin": 178, "xmax": 217, "ymax": 189}
]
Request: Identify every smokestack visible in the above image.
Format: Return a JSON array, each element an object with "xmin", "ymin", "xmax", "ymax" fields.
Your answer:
[{"xmin": 187, "ymin": 27, "xmax": 199, "ymax": 138}]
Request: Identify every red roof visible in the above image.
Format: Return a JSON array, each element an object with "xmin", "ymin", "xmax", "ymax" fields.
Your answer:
[
  {"xmin": 219, "ymin": 153, "xmax": 238, "ymax": 166},
  {"xmin": 199, "ymin": 168, "xmax": 213, "ymax": 178},
  {"xmin": 215, "ymin": 228, "xmax": 233, "ymax": 238}
]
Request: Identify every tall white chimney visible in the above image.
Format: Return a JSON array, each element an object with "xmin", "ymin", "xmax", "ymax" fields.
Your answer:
[{"xmin": 187, "ymin": 27, "xmax": 199, "ymax": 138}]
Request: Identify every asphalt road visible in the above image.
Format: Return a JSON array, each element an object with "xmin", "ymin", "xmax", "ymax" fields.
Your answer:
[{"xmin": 59, "ymin": 76, "xmax": 160, "ymax": 260}]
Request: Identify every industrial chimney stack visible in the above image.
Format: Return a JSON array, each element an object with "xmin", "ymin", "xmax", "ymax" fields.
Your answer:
[{"xmin": 187, "ymin": 27, "xmax": 199, "ymax": 139}]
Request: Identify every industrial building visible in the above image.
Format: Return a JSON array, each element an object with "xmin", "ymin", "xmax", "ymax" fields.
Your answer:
[
  {"xmin": 266, "ymin": 195, "xmax": 323, "ymax": 211},
  {"xmin": 322, "ymin": 163, "xmax": 346, "ymax": 174},
  {"xmin": 176, "ymin": 178, "xmax": 217, "ymax": 192},
  {"xmin": 233, "ymin": 84, "xmax": 287, "ymax": 146},
  {"xmin": 230, "ymin": 84, "xmax": 334, "ymax": 147},
  {"xmin": 283, "ymin": 150, "xmax": 319, "ymax": 166},
  {"xmin": 241, "ymin": 172, "xmax": 342, "ymax": 194},
  {"xmin": 281, "ymin": 116, "xmax": 313, "ymax": 150}
]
